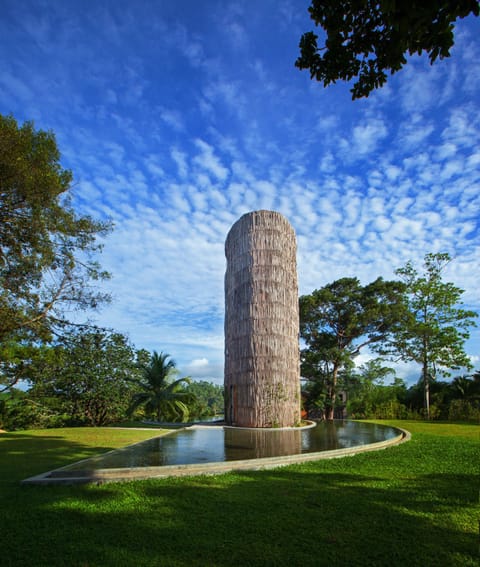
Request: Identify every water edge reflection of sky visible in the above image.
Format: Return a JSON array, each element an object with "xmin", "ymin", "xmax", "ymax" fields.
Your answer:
[{"xmin": 63, "ymin": 421, "xmax": 399, "ymax": 471}]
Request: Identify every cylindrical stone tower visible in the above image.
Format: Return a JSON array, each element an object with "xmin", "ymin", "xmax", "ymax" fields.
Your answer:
[{"xmin": 224, "ymin": 210, "xmax": 301, "ymax": 428}]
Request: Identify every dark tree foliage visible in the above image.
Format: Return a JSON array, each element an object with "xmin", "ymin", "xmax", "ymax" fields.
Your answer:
[
  {"xmin": 447, "ymin": 372, "xmax": 480, "ymax": 420},
  {"xmin": 402, "ymin": 372, "xmax": 480, "ymax": 420},
  {"xmin": 296, "ymin": 0, "xmax": 479, "ymax": 98},
  {"xmin": 29, "ymin": 330, "xmax": 141, "ymax": 426},
  {"xmin": 0, "ymin": 114, "xmax": 112, "ymax": 356},
  {"xmin": 0, "ymin": 343, "xmax": 40, "ymax": 393}
]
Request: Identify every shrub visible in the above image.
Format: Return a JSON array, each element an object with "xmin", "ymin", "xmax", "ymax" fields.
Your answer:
[{"xmin": 448, "ymin": 399, "xmax": 480, "ymax": 422}]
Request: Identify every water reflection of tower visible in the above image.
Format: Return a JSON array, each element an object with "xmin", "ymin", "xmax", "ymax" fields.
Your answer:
[{"xmin": 224, "ymin": 428, "xmax": 302, "ymax": 460}]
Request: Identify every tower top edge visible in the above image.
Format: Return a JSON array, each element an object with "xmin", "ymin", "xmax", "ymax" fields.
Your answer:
[{"xmin": 225, "ymin": 210, "xmax": 295, "ymax": 245}]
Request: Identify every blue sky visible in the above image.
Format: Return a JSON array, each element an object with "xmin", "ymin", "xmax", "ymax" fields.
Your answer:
[{"xmin": 1, "ymin": 0, "xmax": 479, "ymax": 385}]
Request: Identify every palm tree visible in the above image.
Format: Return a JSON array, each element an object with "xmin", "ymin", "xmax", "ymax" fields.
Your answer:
[{"xmin": 128, "ymin": 351, "xmax": 194, "ymax": 422}]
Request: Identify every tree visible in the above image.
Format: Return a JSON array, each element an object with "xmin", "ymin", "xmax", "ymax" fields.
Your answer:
[
  {"xmin": 128, "ymin": 352, "xmax": 195, "ymax": 422},
  {"xmin": 385, "ymin": 253, "xmax": 477, "ymax": 418},
  {"xmin": 447, "ymin": 372, "xmax": 480, "ymax": 421},
  {"xmin": 0, "ymin": 342, "xmax": 42, "ymax": 393},
  {"xmin": 300, "ymin": 277, "xmax": 406, "ymax": 419},
  {"xmin": 296, "ymin": 0, "xmax": 480, "ymax": 99},
  {"xmin": 0, "ymin": 114, "xmax": 112, "ymax": 354},
  {"xmin": 450, "ymin": 372, "xmax": 480, "ymax": 401},
  {"xmin": 29, "ymin": 330, "xmax": 141, "ymax": 426},
  {"xmin": 186, "ymin": 380, "xmax": 224, "ymax": 419}
]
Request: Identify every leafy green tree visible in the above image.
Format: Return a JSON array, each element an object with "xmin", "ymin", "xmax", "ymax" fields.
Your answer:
[
  {"xmin": 30, "ymin": 330, "xmax": 141, "ymax": 426},
  {"xmin": 300, "ymin": 277, "xmax": 406, "ymax": 419},
  {"xmin": 186, "ymin": 380, "xmax": 224, "ymax": 419},
  {"xmin": 0, "ymin": 342, "xmax": 42, "ymax": 393},
  {"xmin": 447, "ymin": 372, "xmax": 480, "ymax": 421},
  {"xmin": 128, "ymin": 352, "xmax": 195, "ymax": 422},
  {"xmin": 450, "ymin": 372, "xmax": 480, "ymax": 401},
  {"xmin": 404, "ymin": 377, "xmax": 465, "ymax": 419},
  {"xmin": 296, "ymin": 0, "xmax": 479, "ymax": 99},
  {"xmin": 385, "ymin": 253, "xmax": 477, "ymax": 418},
  {"xmin": 0, "ymin": 386, "xmax": 65, "ymax": 431},
  {"xmin": 0, "ymin": 114, "xmax": 111, "ymax": 353}
]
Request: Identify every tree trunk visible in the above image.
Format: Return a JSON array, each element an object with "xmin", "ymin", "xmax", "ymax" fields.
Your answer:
[
  {"xmin": 423, "ymin": 338, "xmax": 430, "ymax": 419},
  {"xmin": 424, "ymin": 374, "xmax": 430, "ymax": 419},
  {"xmin": 325, "ymin": 365, "xmax": 338, "ymax": 421}
]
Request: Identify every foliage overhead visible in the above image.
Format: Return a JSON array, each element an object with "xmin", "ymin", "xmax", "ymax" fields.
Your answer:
[
  {"xmin": 0, "ymin": 114, "xmax": 112, "ymax": 352},
  {"xmin": 296, "ymin": 0, "xmax": 480, "ymax": 98}
]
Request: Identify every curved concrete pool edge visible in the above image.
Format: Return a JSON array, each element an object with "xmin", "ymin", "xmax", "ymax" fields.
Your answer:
[{"xmin": 21, "ymin": 426, "xmax": 411, "ymax": 486}]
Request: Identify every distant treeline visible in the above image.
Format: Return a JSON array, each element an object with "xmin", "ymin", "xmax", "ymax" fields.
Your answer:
[{"xmin": 302, "ymin": 361, "xmax": 480, "ymax": 422}]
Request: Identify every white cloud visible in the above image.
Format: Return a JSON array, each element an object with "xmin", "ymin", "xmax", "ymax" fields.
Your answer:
[
  {"xmin": 339, "ymin": 116, "xmax": 389, "ymax": 159},
  {"xmin": 352, "ymin": 119, "xmax": 388, "ymax": 150},
  {"xmin": 159, "ymin": 107, "xmax": 184, "ymax": 132},
  {"xmin": 373, "ymin": 216, "xmax": 391, "ymax": 232},
  {"xmin": 171, "ymin": 148, "xmax": 189, "ymax": 179},
  {"xmin": 181, "ymin": 357, "xmax": 225, "ymax": 381},
  {"xmin": 442, "ymin": 107, "xmax": 480, "ymax": 147},
  {"xmin": 193, "ymin": 139, "xmax": 229, "ymax": 181},
  {"xmin": 202, "ymin": 79, "xmax": 247, "ymax": 117},
  {"xmin": 399, "ymin": 63, "xmax": 439, "ymax": 112},
  {"xmin": 144, "ymin": 155, "xmax": 165, "ymax": 179},
  {"xmin": 189, "ymin": 358, "xmax": 209, "ymax": 368},
  {"xmin": 398, "ymin": 120, "xmax": 435, "ymax": 150}
]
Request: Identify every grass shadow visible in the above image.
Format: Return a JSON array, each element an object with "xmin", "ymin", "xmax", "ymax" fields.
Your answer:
[
  {"xmin": 1, "ymin": 424, "xmax": 478, "ymax": 566},
  {"xmin": 2, "ymin": 466, "xmax": 477, "ymax": 566}
]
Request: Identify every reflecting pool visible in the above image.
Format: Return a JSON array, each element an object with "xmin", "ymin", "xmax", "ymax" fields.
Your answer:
[{"xmin": 61, "ymin": 421, "xmax": 399, "ymax": 472}]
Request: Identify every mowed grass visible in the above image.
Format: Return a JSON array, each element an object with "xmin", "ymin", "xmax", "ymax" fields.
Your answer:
[{"xmin": 0, "ymin": 421, "xmax": 478, "ymax": 567}]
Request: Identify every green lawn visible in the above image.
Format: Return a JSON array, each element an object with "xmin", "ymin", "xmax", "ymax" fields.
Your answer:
[{"xmin": 1, "ymin": 421, "xmax": 478, "ymax": 566}]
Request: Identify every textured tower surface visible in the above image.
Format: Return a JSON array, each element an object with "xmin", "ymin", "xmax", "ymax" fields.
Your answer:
[{"xmin": 224, "ymin": 210, "xmax": 301, "ymax": 428}]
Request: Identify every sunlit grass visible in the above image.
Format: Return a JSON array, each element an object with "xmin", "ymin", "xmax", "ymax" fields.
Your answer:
[{"xmin": 1, "ymin": 421, "xmax": 478, "ymax": 566}]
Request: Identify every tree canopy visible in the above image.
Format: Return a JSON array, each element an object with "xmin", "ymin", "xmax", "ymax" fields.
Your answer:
[
  {"xmin": 296, "ymin": 0, "xmax": 480, "ymax": 98},
  {"xmin": 29, "ymin": 330, "xmax": 142, "ymax": 426},
  {"xmin": 0, "ymin": 114, "xmax": 112, "ymax": 354},
  {"xmin": 299, "ymin": 277, "xmax": 406, "ymax": 419},
  {"xmin": 382, "ymin": 252, "xmax": 477, "ymax": 418}
]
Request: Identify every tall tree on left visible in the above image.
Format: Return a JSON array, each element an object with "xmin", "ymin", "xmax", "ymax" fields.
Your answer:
[{"xmin": 0, "ymin": 115, "xmax": 112, "ymax": 388}]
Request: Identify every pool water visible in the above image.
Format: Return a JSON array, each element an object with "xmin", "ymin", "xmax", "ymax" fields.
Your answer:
[{"xmin": 62, "ymin": 421, "xmax": 399, "ymax": 471}]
